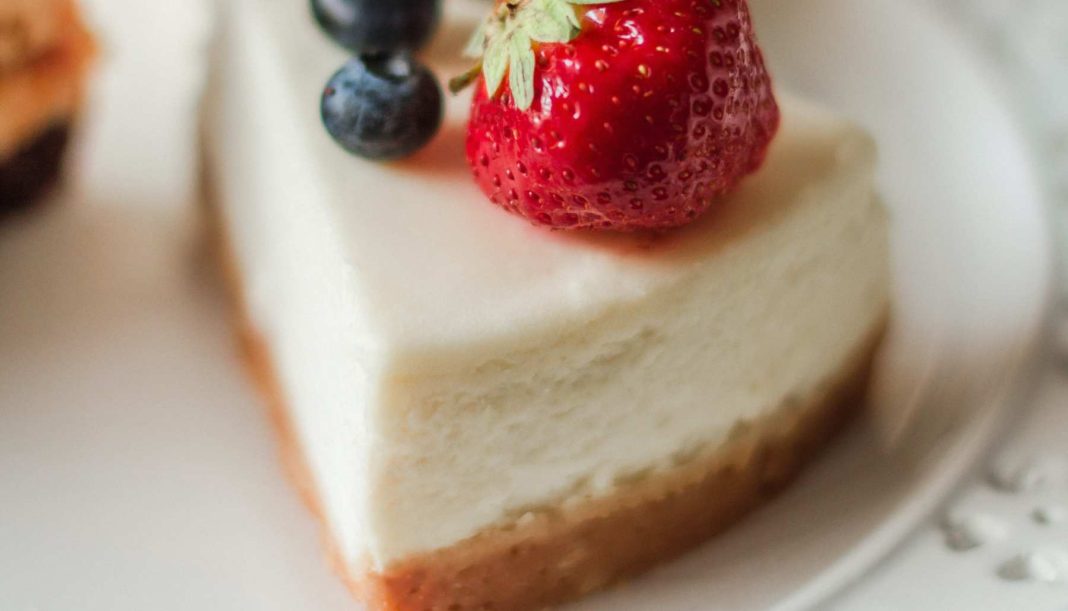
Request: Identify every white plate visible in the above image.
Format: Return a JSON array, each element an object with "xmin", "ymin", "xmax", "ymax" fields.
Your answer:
[{"xmin": 0, "ymin": 0, "xmax": 1052, "ymax": 609}]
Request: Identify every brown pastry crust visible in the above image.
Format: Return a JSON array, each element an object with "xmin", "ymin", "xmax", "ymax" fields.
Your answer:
[
  {"xmin": 0, "ymin": 0, "xmax": 93, "ymax": 160},
  {"xmin": 0, "ymin": 122, "xmax": 70, "ymax": 213},
  {"xmin": 210, "ymin": 199, "xmax": 885, "ymax": 611},
  {"xmin": 0, "ymin": 0, "xmax": 70, "ymax": 72}
]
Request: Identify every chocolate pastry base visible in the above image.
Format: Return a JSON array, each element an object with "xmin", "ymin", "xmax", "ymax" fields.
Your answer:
[{"xmin": 0, "ymin": 122, "xmax": 71, "ymax": 214}]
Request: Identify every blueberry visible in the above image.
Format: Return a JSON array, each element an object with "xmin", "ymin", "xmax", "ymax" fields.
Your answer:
[
  {"xmin": 321, "ymin": 54, "xmax": 443, "ymax": 160},
  {"xmin": 312, "ymin": 0, "xmax": 441, "ymax": 53}
]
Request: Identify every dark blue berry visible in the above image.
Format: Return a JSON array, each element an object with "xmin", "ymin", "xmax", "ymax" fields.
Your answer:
[
  {"xmin": 311, "ymin": 0, "xmax": 441, "ymax": 53},
  {"xmin": 321, "ymin": 54, "xmax": 443, "ymax": 161}
]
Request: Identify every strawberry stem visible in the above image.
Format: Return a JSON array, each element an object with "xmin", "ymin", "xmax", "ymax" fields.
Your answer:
[
  {"xmin": 448, "ymin": 62, "xmax": 483, "ymax": 94},
  {"xmin": 449, "ymin": 0, "xmax": 627, "ymax": 108}
]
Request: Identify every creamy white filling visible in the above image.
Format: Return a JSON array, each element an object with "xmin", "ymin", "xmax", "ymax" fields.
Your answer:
[
  {"xmin": 205, "ymin": 0, "xmax": 890, "ymax": 572},
  {"xmin": 204, "ymin": 4, "xmax": 376, "ymax": 569}
]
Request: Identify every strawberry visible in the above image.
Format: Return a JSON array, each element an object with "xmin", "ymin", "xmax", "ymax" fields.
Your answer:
[{"xmin": 453, "ymin": 0, "xmax": 780, "ymax": 231}]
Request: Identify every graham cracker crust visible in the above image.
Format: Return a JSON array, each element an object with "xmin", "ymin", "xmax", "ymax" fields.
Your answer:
[{"xmin": 210, "ymin": 204, "xmax": 884, "ymax": 610}]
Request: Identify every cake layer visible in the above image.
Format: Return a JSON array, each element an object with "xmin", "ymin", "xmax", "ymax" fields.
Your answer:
[
  {"xmin": 0, "ymin": 1, "xmax": 93, "ymax": 160},
  {"xmin": 370, "ymin": 331, "xmax": 879, "ymax": 611},
  {"xmin": 205, "ymin": 0, "xmax": 890, "ymax": 585},
  {"xmin": 230, "ymin": 288, "xmax": 882, "ymax": 611}
]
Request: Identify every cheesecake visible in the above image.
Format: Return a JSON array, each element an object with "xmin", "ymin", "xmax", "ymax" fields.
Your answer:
[
  {"xmin": 0, "ymin": 0, "xmax": 94, "ymax": 212},
  {"xmin": 203, "ymin": 0, "xmax": 891, "ymax": 608}
]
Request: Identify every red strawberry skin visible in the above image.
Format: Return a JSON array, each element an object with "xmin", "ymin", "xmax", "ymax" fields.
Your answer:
[{"xmin": 466, "ymin": 0, "xmax": 780, "ymax": 231}]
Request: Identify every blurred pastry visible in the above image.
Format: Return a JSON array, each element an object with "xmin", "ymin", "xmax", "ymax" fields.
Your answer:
[{"xmin": 0, "ymin": 0, "xmax": 94, "ymax": 212}]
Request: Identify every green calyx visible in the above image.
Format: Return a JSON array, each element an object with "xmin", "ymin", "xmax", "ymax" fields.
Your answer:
[{"xmin": 449, "ymin": 0, "xmax": 624, "ymax": 110}]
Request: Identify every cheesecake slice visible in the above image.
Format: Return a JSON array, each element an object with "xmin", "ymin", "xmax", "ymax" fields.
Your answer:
[
  {"xmin": 203, "ymin": 0, "xmax": 891, "ymax": 608},
  {"xmin": 0, "ymin": 0, "xmax": 94, "ymax": 211}
]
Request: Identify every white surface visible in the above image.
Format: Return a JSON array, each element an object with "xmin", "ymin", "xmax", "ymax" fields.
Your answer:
[
  {"xmin": 206, "ymin": 0, "xmax": 890, "ymax": 567},
  {"xmin": 0, "ymin": 2, "xmax": 1053, "ymax": 611},
  {"xmin": 828, "ymin": 0, "xmax": 1068, "ymax": 606},
  {"xmin": 829, "ymin": 370, "xmax": 1068, "ymax": 610}
]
